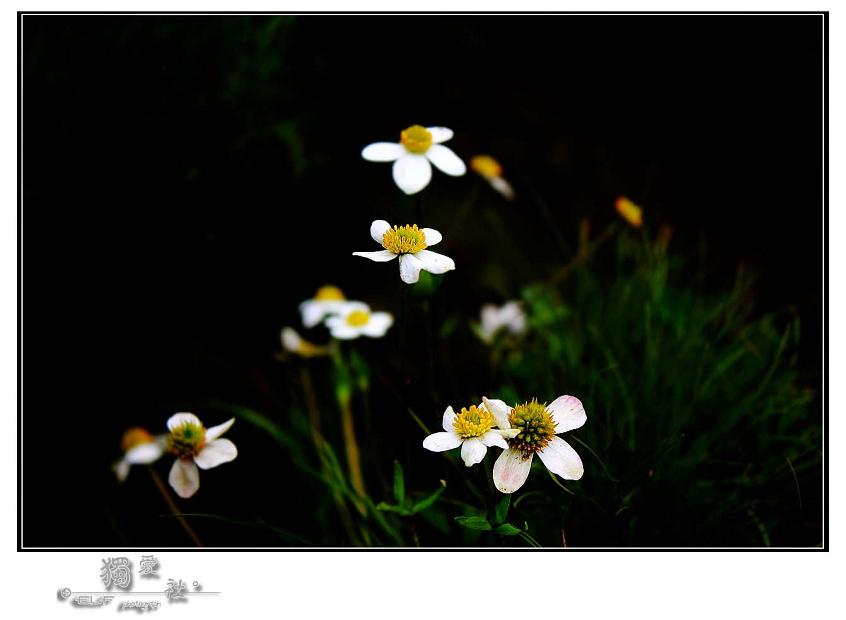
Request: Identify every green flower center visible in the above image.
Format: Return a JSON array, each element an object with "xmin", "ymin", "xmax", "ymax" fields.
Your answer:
[
  {"xmin": 168, "ymin": 422, "xmax": 206, "ymax": 458},
  {"xmin": 400, "ymin": 125, "xmax": 433, "ymax": 154},
  {"xmin": 381, "ymin": 224, "xmax": 427, "ymax": 255},
  {"xmin": 453, "ymin": 404, "xmax": 494, "ymax": 439},
  {"xmin": 508, "ymin": 399, "xmax": 556, "ymax": 455}
]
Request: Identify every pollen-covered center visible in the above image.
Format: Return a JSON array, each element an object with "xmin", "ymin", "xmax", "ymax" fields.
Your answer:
[
  {"xmin": 452, "ymin": 404, "xmax": 494, "ymax": 439},
  {"xmin": 400, "ymin": 125, "xmax": 433, "ymax": 154},
  {"xmin": 381, "ymin": 224, "xmax": 427, "ymax": 255},
  {"xmin": 314, "ymin": 285, "xmax": 345, "ymax": 301},
  {"xmin": 346, "ymin": 309, "xmax": 371, "ymax": 327},
  {"xmin": 470, "ymin": 155, "xmax": 503, "ymax": 180},
  {"xmin": 121, "ymin": 427, "xmax": 153, "ymax": 452},
  {"xmin": 508, "ymin": 399, "xmax": 557, "ymax": 455},
  {"xmin": 168, "ymin": 421, "xmax": 206, "ymax": 458}
]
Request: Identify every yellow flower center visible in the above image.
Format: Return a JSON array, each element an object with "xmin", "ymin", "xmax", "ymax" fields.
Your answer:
[
  {"xmin": 470, "ymin": 155, "xmax": 503, "ymax": 180},
  {"xmin": 381, "ymin": 224, "xmax": 427, "ymax": 255},
  {"xmin": 508, "ymin": 399, "xmax": 557, "ymax": 455},
  {"xmin": 168, "ymin": 421, "xmax": 206, "ymax": 458},
  {"xmin": 314, "ymin": 285, "xmax": 346, "ymax": 301},
  {"xmin": 346, "ymin": 309, "xmax": 371, "ymax": 327},
  {"xmin": 400, "ymin": 125, "xmax": 433, "ymax": 154},
  {"xmin": 121, "ymin": 427, "xmax": 153, "ymax": 452},
  {"xmin": 615, "ymin": 196, "xmax": 643, "ymax": 228},
  {"xmin": 453, "ymin": 404, "xmax": 495, "ymax": 439}
]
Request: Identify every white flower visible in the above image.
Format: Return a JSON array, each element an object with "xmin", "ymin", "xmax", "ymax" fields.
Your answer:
[
  {"xmin": 477, "ymin": 300, "xmax": 527, "ymax": 344},
  {"xmin": 361, "ymin": 125, "xmax": 466, "ymax": 194},
  {"xmin": 470, "ymin": 155, "xmax": 515, "ymax": 200},
  {"xmin": 324, "ymin": 301, "xmax": 394, "ymax": 340},
  {"xmin": 486, "ymin": 395, "xmax": 586, "ymax": 494},
  {"xmin": 112, "ymin": 427, "xmax": 166, "ymax": 482},
  {"xmin": 165, "ymin": 413, "xmax": 238, "ymax": 499},
  {"xmin": 422, "ymin": 402, "xmax": 519, "ymax": 467},
  {"xmin": 298, "ymin": 285, "xmax": 348, "ymax": 328},
  {"xmin": 280, "ymin": 326, "xmax": 329, "ymax": 358},
  {"xmin": 353, "ymin": 219, "xmax": 455, "ymax": 284}
]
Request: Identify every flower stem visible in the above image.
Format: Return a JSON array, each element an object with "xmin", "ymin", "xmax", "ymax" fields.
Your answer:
[
  {"xmin": 331, "ymin": 347, "xmax": 367, "ymax": 516},
  {"xmin": 338, "ymin": 396, "xmax": 367, "ymax": 515},
  {"xmin": 147, "ymin": 466, "xmax": 203, "ymax": 547},
  {"xmin": 549, "ymin": 222, "xmax": 618, "ymax": 285},
  {"xmin": 416, "ymin": 194, "xmax": 424, "ymax": 227}
]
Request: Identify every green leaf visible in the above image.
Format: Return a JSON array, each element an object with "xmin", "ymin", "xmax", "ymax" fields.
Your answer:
[
  {"xmin": 411, "ymin": 487, "xmax": 445, "ymax": 514},
  {"xmin": 493, "ymin": 523, "xmax": 525, "ymax": 536},
  {"xmin": 454, "ymin": 515, "xmax": 493, "ymax": 531},
  {"xmin": 392, "ymin": 461, "xmax": 406, "ymax": 506},
  {"xmin": 491, "ymin": 495, "xmax": 510, "ymax": 526},
  {"xmin": 376, "ymin": 502, "xmax": 410, "ymax": 516}
]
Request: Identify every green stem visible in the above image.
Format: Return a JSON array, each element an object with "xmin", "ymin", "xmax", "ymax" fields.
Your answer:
[
  {"xmin": 519, "ymin": 530, "xmax": 542, "ymax": 548},
  {"xmin": 148, "ymin": 467, "xmax": 203, "ymax": 547}
]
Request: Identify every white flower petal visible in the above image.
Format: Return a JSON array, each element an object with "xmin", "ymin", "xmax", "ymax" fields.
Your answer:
[
  {"xmin": 425, "ymin": 144, "xmax": 466, "ymax": 176},
  {"xmin": 370, "ymin": 219, "xmax": 391, "ymax": 244},
  {"xmin": 399, "ymin": 253, "xmax": 425, "ymax": 284},
  {"xmin": 205, "ymin": 417, "xmax": 235, "ymax": 442},
  {"xmin": 298, "ymin": 299, "xmax": 347, "ymax": 328},
  {"xmin": 480, "ymin": 304, "xmax": 500, "ymax": 331},
  {"xmin": 422, "ymin": 431, "xmax": 463, "ymax": 452},
  {"xmin": 336, "ymin": 300, "xmax": 371, "ymax": 314},
  {"xmin": 167, "ymin": 412, "xmax": 201, "ymax": 432},
  {"xmin": 481, "ymin": 429, "xmax": 509, "ymax": 450},
  {"xmin": 328, "ymin": 324, "xmax": 362, "ymax": 340},
  {"xmin": 414, "ymin": 249, "xmax": 455, "ymax": 275},
  {"xmin": 483, "ymin": 397, "xmax": 512, "ymax": 429},
  {"xmin": 427, "ymin": 126, "xmax": 454, "ymax": 143},
  {"xmin": 352, "ymin": 250, "xmax": 397, "ymax": 262},
  {"xmin": 547, "ymin": 395, "xmax": 587, "ymax": 433},
  {"xmin": 490, "ymin": 176, "xmax": 515, "ymax": 200},
  {"xmin": 281, "ymin": 326, "xmax": 302, "ymax": 351},
  {"xmin": 442, "ymin": 406, "xmax": 457, "ymax": 432},
  {"xmin": 360, "ymin": 312, "xmax": 393, "ymax": 337},
  {"xmin": 392, "ymin": 154, "xmax": 432, "ymax": 195},
  {"xmin": 421, "ymin": 227, "xmax": 442, "ymax": 247},
  {"xmin": 168, "ymin": 458, "xmax": 200, "ymax": 499},
  {"xmin": 537, "ymin": 436, "xmax": 584, "ymax": 480},
  {"xmin": 362, "ymin": 142, "xmax": 405, "ymax": 162},
  {"xmin": 113, "ymin": 459, "xmax": 130, "ymax": 482},
  {"xmin": 493, "ymin": 448, "xmax": 533, "ymax": 494},
  {"xmin": 461, "ymin": 437, "xmax": 487, "ymax": 467},
  {"xmin": 194, "ymin": 438, "xmax": 238, "ymax": 470},
  {"xmin": 124, "ymin": 441, "xmax": 164, "ymax": 465}
]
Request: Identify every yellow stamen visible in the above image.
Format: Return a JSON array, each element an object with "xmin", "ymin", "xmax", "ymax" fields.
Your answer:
[
  {"xmin": 346, "ymin": 309, "xmax": 371, "ymax": 327},
  {"xmin": 314, "ymin": 285, "xmax": 345, "ymax": 301},
  {"xmin": 400, "ymin": 125, "xmax": 433, "ymax": 154},
  {"xmin": 121, "ymin": 427, "xmax": 153, "ymax": 452},
  {"xmin": 615, "ymin": 196, "xmax": 643, "ymax": 228},
  {"xmin": 452, "ymin": 404, "xmax": 495, "ymax": 439},
  {"xmin": 168, "ymin": 421, "xmax": 206, "ymax": 458},
  {"xmin": 470, "ymin": 155, "xmax": 503, "ymax": 180},
  {"xmin": 381, "ymin": 224, "xmax": 427, "ymax": 255}
]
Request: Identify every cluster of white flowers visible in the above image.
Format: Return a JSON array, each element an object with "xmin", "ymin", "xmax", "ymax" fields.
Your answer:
[
  {"xmin": 282, "ymin": 285, "xmax": 394, "ymax": 357},
  {"xmin": 113, "ymin": 413, "xmax": 237, "ymax": 499},
  {"xmin": 423, "ymin": 394, "xmax": 586, "ymax": 493},
  {"xmin": 114, "ymin": 123, "xmax": 589, "ymax": 512}
]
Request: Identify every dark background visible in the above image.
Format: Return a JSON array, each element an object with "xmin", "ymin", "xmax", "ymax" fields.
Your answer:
[{"xmin": 21, "ymin": 15, "xmax": 824, "ymax": 547}]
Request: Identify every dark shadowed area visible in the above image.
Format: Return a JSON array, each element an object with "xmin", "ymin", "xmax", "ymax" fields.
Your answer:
[{"xmin": 22, "ymin": 15, "xmax": 823, "ymax": 547}]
